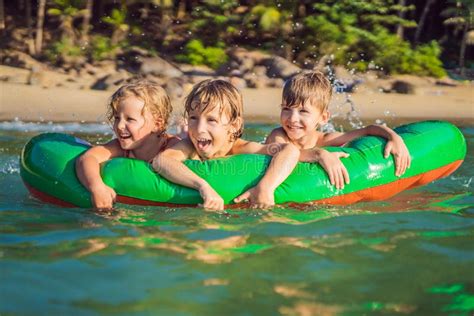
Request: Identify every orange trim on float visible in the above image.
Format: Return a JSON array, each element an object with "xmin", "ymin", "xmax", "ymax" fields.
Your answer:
[
  {"xmin": 115, "ymin": 195, "xmax": 193, "ymax": 208},
  {"xmin": 315, "ymin": 160, "xmax": 463, "ymax": 206}
]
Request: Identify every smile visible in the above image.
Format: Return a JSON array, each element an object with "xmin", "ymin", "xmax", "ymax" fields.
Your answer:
[
  {"xmin": 287, "ymin": 125, "xmax": 303, "ymax": 130},
  {"xmin": 118, "ymin": 134, "xmax": 131, "ymax": 140},
  {"xmin": 196, "ymin": 137, "xmax": 212, "ymax": 150}
]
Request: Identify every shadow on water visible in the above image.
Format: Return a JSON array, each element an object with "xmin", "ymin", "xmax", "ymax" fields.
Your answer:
[{"xmin": 0, "ymin": 120, "xmax": 473, "ymax": 315}]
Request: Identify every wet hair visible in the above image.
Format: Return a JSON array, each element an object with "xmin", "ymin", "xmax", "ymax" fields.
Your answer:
[
  {"xmin": 106, "ymin": 79, "xmax": 172, "ymax": 132},
  {"xmin": 282, "ymin": 71, "xmax": 332, "ymax": 112},
  {"xmin": 184, "ymin": 79, "xmax": 244, "ymax": 139}
]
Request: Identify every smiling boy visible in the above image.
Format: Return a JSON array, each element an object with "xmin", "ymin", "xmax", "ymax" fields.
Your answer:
[
  {"xmin": 266, "ymin": 71, "xmax": 411, "ymax": 189},
  {"xmin": 152, "ymin": 79, "xmax": 300, "ymax": 210}
]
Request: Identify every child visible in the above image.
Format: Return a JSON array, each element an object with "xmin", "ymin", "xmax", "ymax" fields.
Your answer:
[
  {"xmin": 266, "ymin": 71, "xmax": 411, "ymax": 190},
  {"xmin": 76, "ymin": 80, "xmax": 180, "ymax": 208},
  {"xmin": 152, "ymin": 79, "xmax": 300, "ymax": 211}
]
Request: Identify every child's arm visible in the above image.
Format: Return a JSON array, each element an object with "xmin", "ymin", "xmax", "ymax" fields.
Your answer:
[
  {"xmin": 323, "ymin": 124, "xmax": 411, "ymax": 177},
  {"xmin": 75, "ymin": 140, "xmax": 122, "ymax": 208},
  {"xmin": 233, "ymin": 141, "xmax": 300, "ymax": 208},
  {"xmin": 299, "ymin": 148, "xmax": 350, "ymax": 190},
  {"xmin": 151, "ymin": 139, "xmax": 224, "ymax": 211},
  {"xmin": 266, "ymin": 127, "xmax": 350, "ymax": 190}
]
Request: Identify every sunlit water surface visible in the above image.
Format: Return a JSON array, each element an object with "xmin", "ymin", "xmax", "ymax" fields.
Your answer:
[{"xmin": 0, "ymin": 120, "xmax": 473, "ymax": 315}]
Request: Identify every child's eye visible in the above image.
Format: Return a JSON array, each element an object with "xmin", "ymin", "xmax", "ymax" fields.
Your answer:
[
  {"xmin": 300, "ymin": 109, "xmax": 309, "ymax": 114},
  {"xmin": 188, "ymin": 116, "xmax": 197, "ymax": 121},
  {"xmin": 127, "ymin": 118, "xmax": 136, "ymax": 122},
  {"xmin": 207, "ymin": 118, "xmax": 217, "ymax": 123},
  {"xmin": 281, "ymin": 107, "xmax": 291, "ymax": 112}
]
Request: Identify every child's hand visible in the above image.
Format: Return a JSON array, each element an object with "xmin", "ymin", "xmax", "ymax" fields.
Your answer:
[
  {"xmin": 198, "ymin": 183, "xmax": 224, "ymax": 211},
  {"xmin": 234, "ymin": 185, "xmax": 275, "ymax": 209},
  {"xmin": 90, "ymin": 183, "xmax": 117, "ymax": 209},
  {"xmin": 384, "ymin": 135, "xmax": 411, "ymax": 177},
  {"xmin": 316, "ymin": 149, "xmax": 350, "ymax": 190}
]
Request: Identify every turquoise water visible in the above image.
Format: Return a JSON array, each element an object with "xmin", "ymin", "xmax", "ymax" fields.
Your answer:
[{"xmin": 1, "ymin": 121, "xmax": 473, "ymax": 315}]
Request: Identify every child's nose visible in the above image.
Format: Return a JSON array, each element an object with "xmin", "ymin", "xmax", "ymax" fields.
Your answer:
[
  {"xmin": 116, "ymin": 119, "xmax": 126, "ymax": 130},
  {"xmin": 196, "ymin": 119, "xmax": 207, "ymax": 133},
  {"xmin": 289, "ymin": 110, "xmax": 299, "ymax": 121}
]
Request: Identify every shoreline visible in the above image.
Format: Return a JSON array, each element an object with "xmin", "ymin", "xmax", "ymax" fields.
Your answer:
[{"xmin": 1, "ymin": 82, "xmax": 473, "ymax": 125}]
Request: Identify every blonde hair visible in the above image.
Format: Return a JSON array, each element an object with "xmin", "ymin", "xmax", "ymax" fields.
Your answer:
[
  {"xmin": 184, "ymin": 79, "xmax": 244, "ymax": 138},
  {"xmin": 282, "ymin": 71, "xmax": 332, "ymax": 112},
  {"xmin": 107, "ymin": 79, "xmax": 172, "ymax": 132}
]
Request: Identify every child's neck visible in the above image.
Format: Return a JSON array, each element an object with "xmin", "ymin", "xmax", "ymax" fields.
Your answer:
[
  {"xmin": 130, "ymin": 133, "xmax": 166, "ymax": 161},
  {"xmin": 290, "ymin": 130, "xmax": 321, "ymax": 150}
]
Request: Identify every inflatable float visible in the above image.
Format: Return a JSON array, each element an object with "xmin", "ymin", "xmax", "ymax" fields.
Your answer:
[{"xmin": 20, "ymin": 121, "xmax": 466, "ymax": 208}]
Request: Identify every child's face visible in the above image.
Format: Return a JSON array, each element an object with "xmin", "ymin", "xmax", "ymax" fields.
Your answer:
[
  {"xmin": 113, "ymin": 96, "xmax": 158, "ymax": 150},
  {"xmin": 280, "ymin": 100, "xmax": 329, "ymax": 141},
  {"xmin": 187, "ymin": 104, "xmax": 239, "ymax": 160}
]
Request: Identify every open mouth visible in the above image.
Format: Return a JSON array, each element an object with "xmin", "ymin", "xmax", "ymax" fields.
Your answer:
[
  {"xmin": 196, "ymin": 138, "xmax": 212, "ymax": 151},
  {"xmin": 118, "ymin": 134, "xmax": 132, "ymax": 140}
]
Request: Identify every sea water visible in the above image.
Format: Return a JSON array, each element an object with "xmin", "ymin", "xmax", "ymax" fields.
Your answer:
[{"xmin": 0, "ymin": 120, "xmax": 473, "ymax": 315}]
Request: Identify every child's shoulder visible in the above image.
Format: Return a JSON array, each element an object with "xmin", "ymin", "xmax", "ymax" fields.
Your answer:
[
  {"xmin": 266, "ymin": 127, "xmax": 290, "ymax": 144},
  {"xmin": 164, "ymin": 134, "xmax": 182, "ymax": 149},
  {"xmin": 161, "ymin": 136, "xmax": 198, "ymax": 159},
  {"xmin": 83, "ymin": 138, "xmax": 125, "ymax": 160}
]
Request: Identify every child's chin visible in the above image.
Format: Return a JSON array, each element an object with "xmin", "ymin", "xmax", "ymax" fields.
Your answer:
[
  {"xmin": 119, "ymin": 141, "xmax": 134, "ymax": 149},
  {"xmin": 197, "ymin": 148, "xmax": 214, "ymax": 159}
]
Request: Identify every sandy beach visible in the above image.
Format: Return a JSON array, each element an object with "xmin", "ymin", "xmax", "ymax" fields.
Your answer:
[{"xmin": 1, "ymin": 82, "xmax": 473, "ymax": 125}]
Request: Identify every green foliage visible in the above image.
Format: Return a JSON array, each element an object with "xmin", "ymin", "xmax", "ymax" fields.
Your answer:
[
  {"xmin": 248, "ymin": 5, "xmax": 281, "ymax": 32},
  {"xmin": 361, "ymin": 31, "xmax": 447, "ymax": 77},
  {"xmin": 102, "ymin": 8, "xmax": 128, "ymax": 28},
  {"xmin": 90, "ymin": 35, "xmax": 119, "ymax": 61},
  {"xmin": 45, "ymin": 38, "xmax": 84, "ymax": 64},
  {"xmin": 300, "ymin": 0, "xmax": 445, "ymax": 77},
  {"xmin": 101, "ymin": 7, "xmax": 130, "ymax": 46},
  {"xmin": 175, "ymin": 39, "xmax": 228, "ymax": 69},
  {"xmin": 14, "ymin": 0, "xmax": 454, "ymax": 76},
  {"xmin": 188, "ymin": 0, "xmax": 240, "ymax": 45},
  {"xmin": 47, "ymin": 0, "xmax": 86, "ymax": 20}
]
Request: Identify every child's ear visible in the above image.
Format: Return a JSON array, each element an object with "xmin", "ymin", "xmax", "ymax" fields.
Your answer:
[
  {"xmin": 153, "ymin": 117, "xmax": 165, "ymax": 132},
  {"xmin": 230, "ymin": 117, "xmax": 243, "ymax": 136},
  {"xmin": 321, "ymin": 110, "xmax": 330, "ymax": 124}
]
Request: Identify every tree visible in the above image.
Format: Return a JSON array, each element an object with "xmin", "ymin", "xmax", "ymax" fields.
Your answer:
[
  {"xmin": 443, "ymin": 0, "xmax": 474, "ymax": 76},
  {"xmin": 0, "ymin": 0, "xmax": 5, "ymax": 30},
  {"xmin": 414, "ymin": 0, "xmax": 436, "ymax": 44},
  {"xmin": 80, "ymin": 0, "xmax": 93, "ymax": 45},
  {"xmin": 35, "ymin": 0, "xmax": 47, "ymax": 56},
  {"xmin": 102, "ymin": 5, "xmax": 129, "ymax": 46},
  {"xmin": 396, "ymin": 0, "xmax": 406, "ymax": 39}
]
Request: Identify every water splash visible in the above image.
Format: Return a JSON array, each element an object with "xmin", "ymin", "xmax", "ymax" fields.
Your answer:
[{"xmin": 0, "ymin": 159, "xmax": 19, "ymax": 174}]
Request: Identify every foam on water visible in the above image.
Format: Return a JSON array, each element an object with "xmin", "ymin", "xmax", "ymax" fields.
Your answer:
[
  {"xmin": 0, "ymin": 158, "xmax": 19, "ymax": 175},
  {"xmin": 0, "ymin": 120, "xmax": 113, "ymax": 134},
  {"xmin": 0, "ymin": 119, "xmax": 183, "ymax": 135}
]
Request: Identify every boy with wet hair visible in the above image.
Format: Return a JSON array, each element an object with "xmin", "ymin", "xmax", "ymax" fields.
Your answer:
[
  {"xmin": 266, "ymin": 71, "xmax": 411, "ymax": 189},
  {"xmin": 152, "ymin": 79, "xmax": 300, "ymax": 210}
]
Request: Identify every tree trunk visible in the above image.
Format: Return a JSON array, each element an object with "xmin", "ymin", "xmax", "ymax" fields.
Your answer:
[
  {"xmin": 459, "ymin": 23, "xmax": 468, "ymax": 77},
  {"xmin": 26, "ymin": 0, "xmax": 32, "ymax": 29},
  {"xmin": 414, "ymin": 0, "xmax": 436, "ymax": 44},
  {"xmin": 26, "ymin": 0, "xmax": 35, "ymax": 55},
  {"xmin": 0, "ymin": 0, "xmax": 5, "ymax": 30},
  {"xmin": 35, "ymin": 0, "xmax": 46, "ymax": 56},
  {"xmin": 81, "ymin": 0, "xmax": 93, "ymax": 45},
  {"xmin": 396, "ymin": 0, "xmax": 406, "ymax": 40},
  {"xmin": 175, "ymin": 0, "xmax": 186, "ymax": 19}
]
